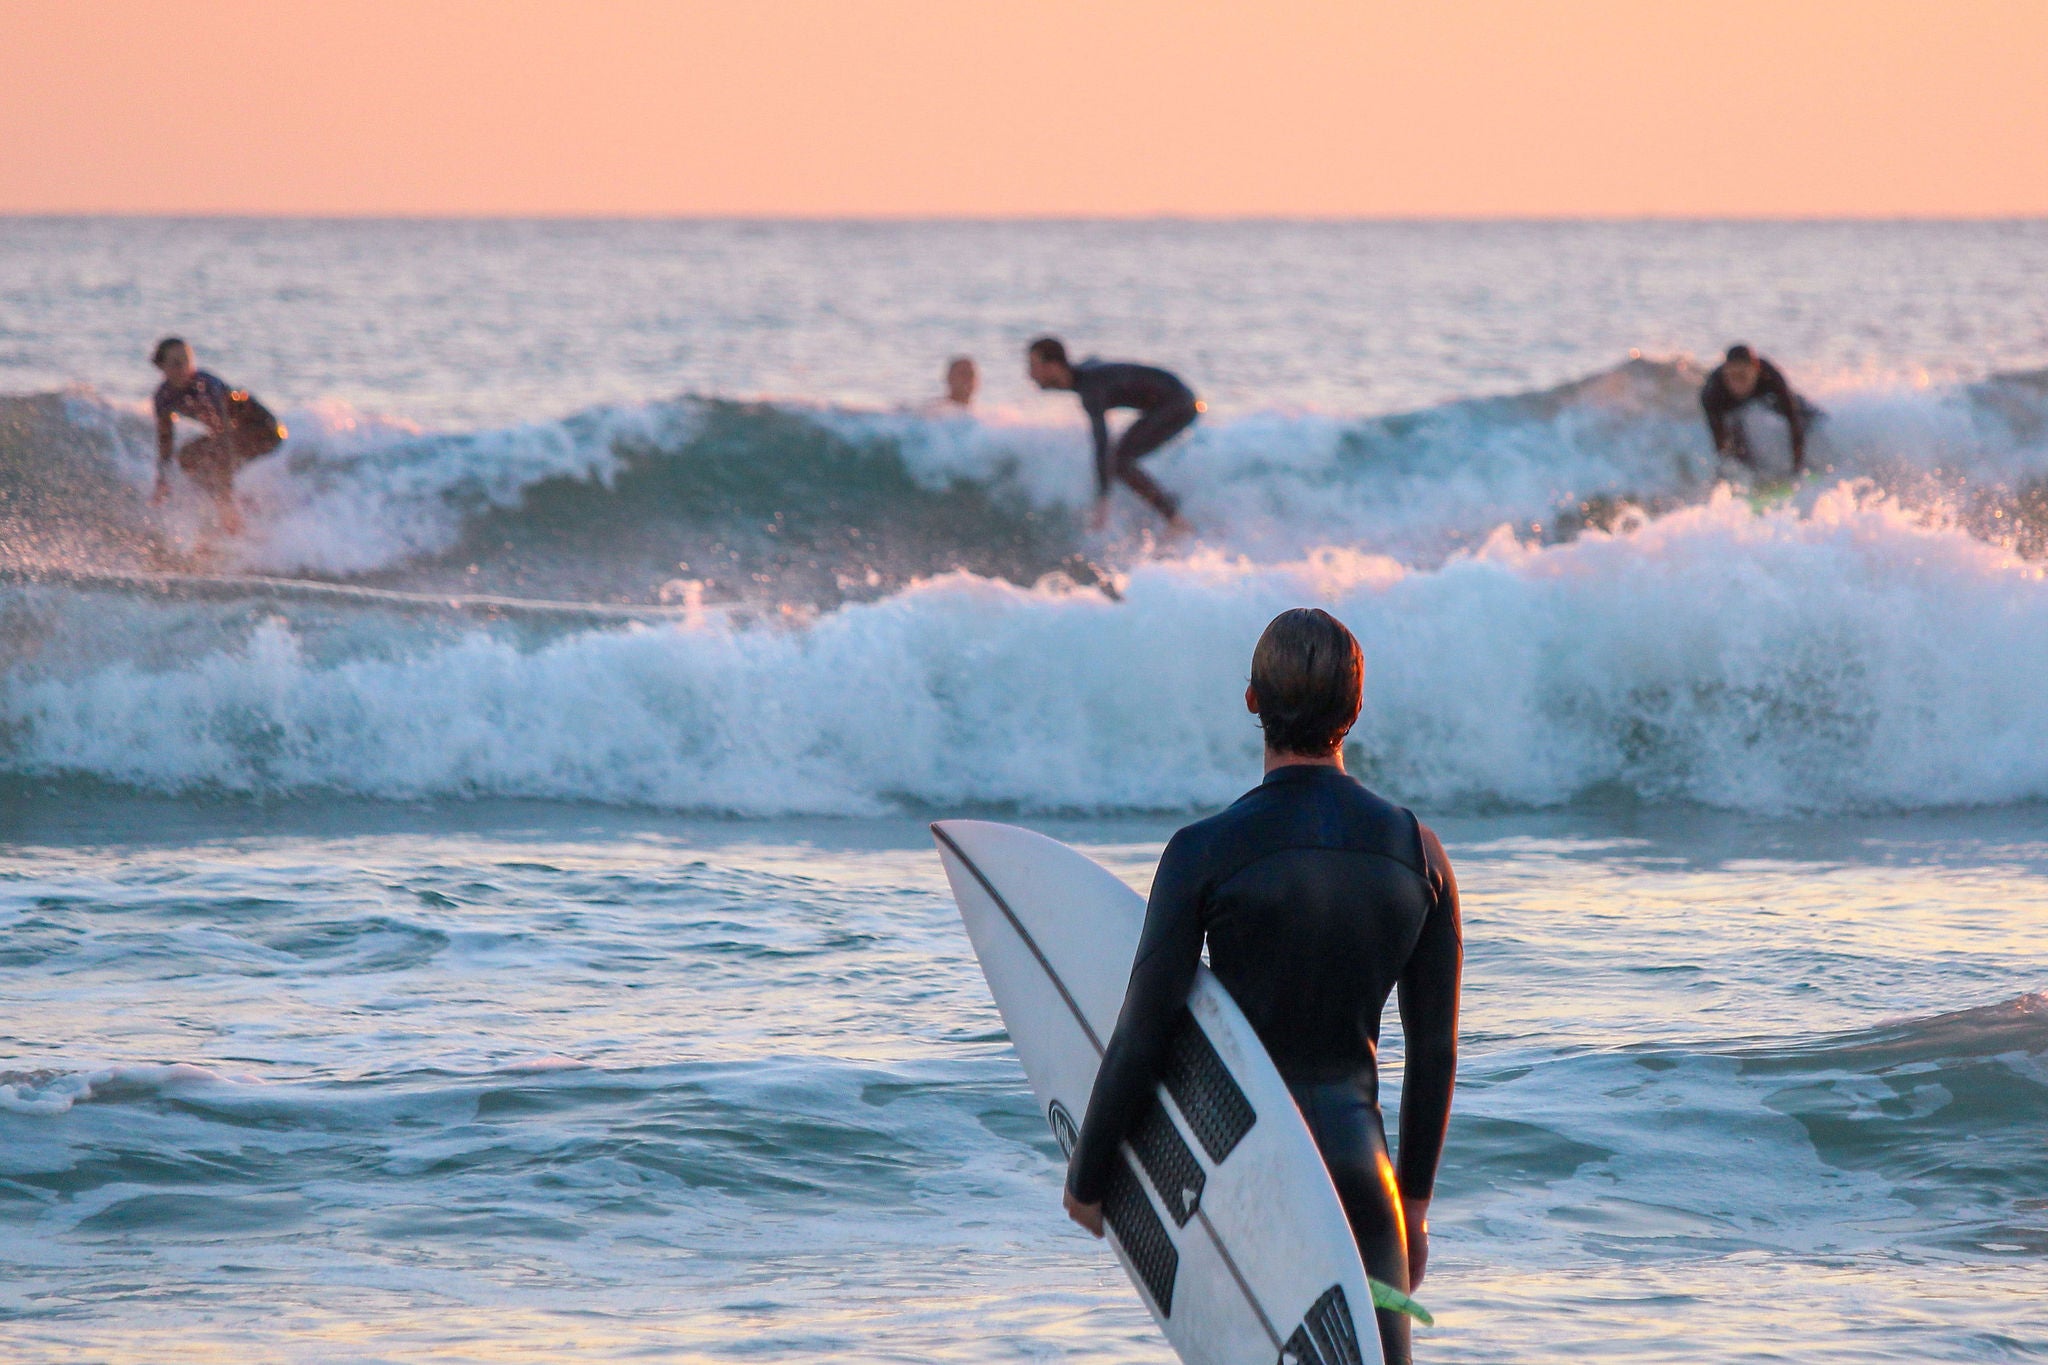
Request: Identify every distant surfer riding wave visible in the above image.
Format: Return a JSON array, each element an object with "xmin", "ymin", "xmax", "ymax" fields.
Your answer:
[
  {"xmin": 149, "ymin": 337, "xmax": 286, "ymax": 537},
  {"xmin": 1028, "ymin": 336, "xmax": 1200, "ymax": 538},
  {"xmin": 1699, "ymin": 342, "xmax": 1822, "ymax": 485}
]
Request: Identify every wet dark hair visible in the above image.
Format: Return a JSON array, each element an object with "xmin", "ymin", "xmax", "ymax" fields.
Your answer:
[
  {"xmin": 1725, "ymin": 343, "xmax": 1757, "ymax": 365},
  {"xmin": 1249, "ymin": 608, "xmax": 1364, "ymax": 756},
  {"xmin": 1027, "ymin": 336, "xmax": 1069, "ymax": 367},
  {"xmin": 151, "ymin": 336, "xmax": 189, "ymax": 367}
]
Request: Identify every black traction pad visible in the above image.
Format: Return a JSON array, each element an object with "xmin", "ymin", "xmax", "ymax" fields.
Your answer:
[
  {"xmin": 1279, "ymin": 1283, "xmax": 1365, "ymax": 1365},
  {"xmin": 1161, "ymin": 1009, "xmax": 1258, "ymax": 1163},
  {"xmin": 1103, "ymin": 1155, "xmax": 1179, "ymax": 1316},
  {"xmin": 1128, "ymin": 1096, "xmax": 1205, "ymax": 1226}
]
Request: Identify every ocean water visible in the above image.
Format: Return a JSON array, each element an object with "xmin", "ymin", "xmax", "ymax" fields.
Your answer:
[{"xmin": 2, "ymin": 219, "xmax": 2045, "ymax": 1362}]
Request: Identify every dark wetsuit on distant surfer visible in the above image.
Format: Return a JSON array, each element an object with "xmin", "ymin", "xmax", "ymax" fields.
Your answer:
[
  {"xmin": 1064, "ymin": 609, "xmax": 1461, "ymax": 1365},
  {"xmin": 1028, "ymin": 336, "xmax": 1200, "ymax": 534},
  {"xmin": 150, "ymin": 336, "xmax": 285, "ymax": 535},
  {"xmin": 1701, "ymin": 343, "xmax": 1816, "ymax": 477}
]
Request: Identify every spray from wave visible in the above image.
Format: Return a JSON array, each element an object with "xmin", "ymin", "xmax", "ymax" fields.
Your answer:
[
  {"xmin": 4, "ymin": 486, "xmax": 2043, "ymax": 814},
  {"xmin": 9, "ymin": 357, "xmax": 2048, "ymax": 600},
  {"xmin": 4, "ymin": 359, "xmax": 2047, "ymax": 814}
]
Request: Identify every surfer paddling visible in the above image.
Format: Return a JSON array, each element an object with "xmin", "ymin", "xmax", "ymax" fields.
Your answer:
[
  {"xmin": 1701, "ymin": 343, "xmax": 1816, "ymax": 480},
  {"xmin": 1027, "ymin": 336, "xmax": 1199, "ymax": 536},
  {"xmin": 1063, "ymin": 608, "xmax": 1461, "ymax": 1365},
  {"xmin": 149, "ymin": 337, "xmax": 286, "ymax": 535}
]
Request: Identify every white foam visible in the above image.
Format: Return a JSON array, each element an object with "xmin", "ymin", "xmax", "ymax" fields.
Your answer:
[
  {"xmin": 0, "ymin": 1062, "xmax": 242, "ymax": 1116},
  {"xmin": 50, "ymin": 359, "xmax": 2048, "ymax": 589},
  {"xmin": 6, "ymin": 487, "xmax": 2045, "ymax": 814},
  {"xmin": 226, "ymin": 400, "xmax": 688, "ymax": 576},
  {"xmin": 833, "ymin": 370, "xmax": 1715, "ymax": 559},
  {"xmin": 262, "ymin": 367, "xmax": 2048, "ymax": 579}
]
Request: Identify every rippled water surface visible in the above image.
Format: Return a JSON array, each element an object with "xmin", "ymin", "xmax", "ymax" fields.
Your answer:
[
  {"xmin": 3, "ymin": 220, "xmax": 2046, "ymax": 1360},
  {"xmin": 8, "ymin": 219, "xmax": 2048, "ymax": 425},
  {"xmin": 3, "ymin": 793, "xmax": 2043, "ymax": 1363}
]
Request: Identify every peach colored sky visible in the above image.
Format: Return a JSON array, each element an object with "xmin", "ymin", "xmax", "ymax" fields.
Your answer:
[{"xmin": 5, "ymin": 0, "xmax": 2045, "ymax": 217}]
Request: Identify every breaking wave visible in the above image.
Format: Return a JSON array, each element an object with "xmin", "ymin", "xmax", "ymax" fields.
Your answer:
[
  {"xmin": 9, "ymin": 357, "xmax": 2048, "ymax": 596},
  {"xmin": 3, "ymin": 359, "xmax": 2047, "ymax": 814},
  {"xmin": 3, "ymin": 487, "xmax": 2044, "ymax": 815}
]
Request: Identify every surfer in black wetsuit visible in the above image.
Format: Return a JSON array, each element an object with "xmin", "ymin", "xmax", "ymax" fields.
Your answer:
[
  {"xmin": 1063, "ymin": 608, "xmax": 1461, "ymax": 1365},
  {"xmin": 1028, "ymin": 336, "xmax": 1199, "ymax": 535},
  {"xmin": 1701, "ymin": 343, "xmax": 1813, "ymax": 477},
  {"xmin": 150, "ymin": 337, "xmax": 286, "ymax": 535}
]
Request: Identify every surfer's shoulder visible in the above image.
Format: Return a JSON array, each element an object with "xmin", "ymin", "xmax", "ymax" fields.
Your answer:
[
  {"xmin": 1158, "ymin": 796, "xmax": 1263, "ymax": 878},
  {"xmin": 1413, "ymin": 815, "xmax": 1454, "ymax": 879},
  {"xmin": 1343, "ymin": 774, "xmax": 1411, "ymax": 823},
  {"xmin": 1162, "ymin": 806, "xmax": 1233, "ymax": 858}
]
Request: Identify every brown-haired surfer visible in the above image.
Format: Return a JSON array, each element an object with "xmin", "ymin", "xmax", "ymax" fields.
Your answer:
[
  {"xmin": 1027, "ymin": 336, "xmax": 1199, "ymax": 536},
  {"xmin": 149, "ymin": 337, "xmax": 286, "ymax": 535},
  {"xmin": 943, "ymin": 355, "xmax": 978, "ymax": 408},
  {"xmin": 1063, "ymin": 607, "xmax": 1462, "ymax": 1365},
  {"xmin": 1701, "ymin": 343, "xmax": 1813, "ymax": 477}
]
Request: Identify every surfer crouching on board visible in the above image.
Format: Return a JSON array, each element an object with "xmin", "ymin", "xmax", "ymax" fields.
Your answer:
[
  {"xmin": 1027, "ymin": 336, "xmax": 1199, "ymax": 537},
  {"xmin": 1701, "ymin": 343, "xmax": 1816, "ymax": 480},
  {"xmin": 1063, "ymin": 608, "xmax": 1461, "ymax": 1365},
  {"xmin": 149, "ymin": 337, "xmax": 286, "ymax": 535}
]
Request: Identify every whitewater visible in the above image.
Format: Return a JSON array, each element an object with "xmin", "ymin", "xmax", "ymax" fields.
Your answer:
[
  {"xmin": 5, "ymin": 358, "xmax": 2048, "ymax": 814},
  {"xmin": 2, "ymin": 218, "xmax": 2044, "ymax": 1363}
]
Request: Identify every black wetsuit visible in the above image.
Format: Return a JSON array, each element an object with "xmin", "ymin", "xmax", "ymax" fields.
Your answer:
[
  {"xmin": 1700, "ymin": 358, "xmax": 1811, "ymax": 473},
  {"xmin": 154, "ymin": 370, "xmax": 284, "ymax": 498},
  {"xmin": 1068, "ymin": 764, "xmax": 1462, "ymax": 1365},
  {"xmin": 1070, "ymin": 360, "xmax": 1200, "ymax": 519}
]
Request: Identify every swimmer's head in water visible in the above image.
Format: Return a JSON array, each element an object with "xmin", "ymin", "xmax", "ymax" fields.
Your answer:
[
  {"xmin": 1722, "ymin": 343, "xmax": 1761, "ymax": 399},
  {"xmin": 1027, "ymin": 336, "xmax": 1073, "ymax": 390},
  {"xmin": 152, "ymin": 336, "xmax": 195, "ymax": 383},
  {"xmin": 1246, "ymin": 607, "xmax": 1364, "ymax": 757},
  {"xmin": 946, "ymin": 355, "xmax": 978, "ymax": 405}
]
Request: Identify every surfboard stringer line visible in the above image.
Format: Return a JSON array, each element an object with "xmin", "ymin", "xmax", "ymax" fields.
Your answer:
[{"xmin": 931, "ymin": 823, "xmax": 1284, "ymax": 1350}]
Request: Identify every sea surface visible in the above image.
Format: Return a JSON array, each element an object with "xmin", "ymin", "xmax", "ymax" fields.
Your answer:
[{"xmin": 2, "ymin": 219, "xmax": 2045, "ymax": 1363}]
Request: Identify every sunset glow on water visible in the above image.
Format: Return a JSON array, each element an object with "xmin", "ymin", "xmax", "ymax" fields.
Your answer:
[{"xmin": 4, "ymin": 13, "xmax": 2047, "ymax": 1352}]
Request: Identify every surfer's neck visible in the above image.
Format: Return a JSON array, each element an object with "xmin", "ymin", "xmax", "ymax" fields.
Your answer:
[{"xmin": 1262, "ymin": 748, "xmax": 1346, "ymax": 776}]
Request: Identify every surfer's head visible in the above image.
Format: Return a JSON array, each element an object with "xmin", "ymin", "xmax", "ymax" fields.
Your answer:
[
  {"xmin": 1722, "ymin": 343, "xmax": 1760, "ymax": 399},
  {"xmin": 946, "ymin": 355, "xmax": 979, "ymax": 406},
  {"xmin": 1245, "ymin": 608, "xmax": 1363, "ymax": 758},
  {"xmin": 151, "ymin": 336, "xmax": 195, "ymax": 385},
  {"xmin": 1027, "ymin": 337, "xmax": 1074, "ymax": 390}
]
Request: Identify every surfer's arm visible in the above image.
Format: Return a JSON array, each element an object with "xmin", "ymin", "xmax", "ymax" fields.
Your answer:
[
  {"xmin": 1766, "ymin": 369, "xmax": 1808, "ymax": 472},
  {"xmin": 1701, "ymin": 390, "xmax": 1736, "ymax": 458},
  {"xmin": 1066, "ymin": 833, "xmax": 1206, "ymax": 1207},
  {"xmin": 152, "ymin": 408, "xmax": 175, "ymax": 501},
  {"xmin": 1394, "ymin": 823, "xmax": 1461, "ymax": 1205},
  {"xmin": 1087, "ymin": 399, "xmax": 1114, "ymax": 500}
]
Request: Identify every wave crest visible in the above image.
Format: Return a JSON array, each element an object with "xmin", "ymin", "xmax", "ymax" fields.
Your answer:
[{"xmin": 4, "ymin": 487, "xmax": 2043, "ymax": 814}]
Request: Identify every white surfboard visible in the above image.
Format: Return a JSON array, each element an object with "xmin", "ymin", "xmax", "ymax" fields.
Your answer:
[{"xmin": 933, "ymin": 819, "xmax": 1382, "ymax": 1365}]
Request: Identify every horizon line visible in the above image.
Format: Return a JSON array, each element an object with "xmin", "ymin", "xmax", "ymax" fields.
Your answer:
[{"xmin": 6, "ymin": 210, "xmax": 2048, "ymax": 226}]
